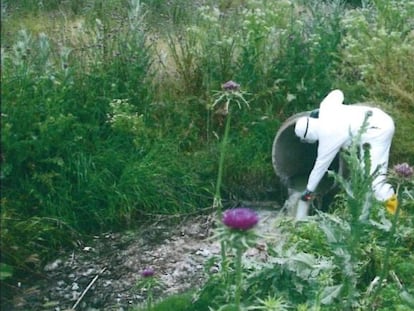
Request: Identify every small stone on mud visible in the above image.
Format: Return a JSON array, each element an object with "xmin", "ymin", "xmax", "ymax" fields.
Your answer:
[{"xmin": 44, "ymin": 259, "xmax": 63, "ymax": 271}]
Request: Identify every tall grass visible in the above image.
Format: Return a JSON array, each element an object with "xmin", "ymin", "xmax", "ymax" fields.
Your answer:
[
  {"xmin": 1, "ymin": 0, "xmax": 414, "ymax": 307},
  {"xmin": 163, "ymin": 0, "xmax": 345, "ymax": 117},
  {"xmin": 1, "ymin": 1, "xmax": 212, "ymax": 290},
  {"xmin": 339, "ymin": 0, "xmax": 414, "ymax": 163}
]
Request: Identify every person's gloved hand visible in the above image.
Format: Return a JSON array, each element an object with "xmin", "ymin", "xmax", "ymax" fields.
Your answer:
[
  {"xmin": 309, "ymin": 109, "xmax": 320, "ymax": 118},
  {"xmin": 385, "ymin": 194, "xmax": 399, "ymax": 214},
  {"xmin": 300, "ymin": 189, "xmax": 313, "ymax": 202}
]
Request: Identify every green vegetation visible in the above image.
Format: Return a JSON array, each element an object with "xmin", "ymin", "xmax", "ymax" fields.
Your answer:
[
  {"xmin": 1, "ymin": 0, "xmax": 414, "ymax": 309},
  {"xmin": 134, "ymin": 116, "xmax": 414, "ymax": 310}
]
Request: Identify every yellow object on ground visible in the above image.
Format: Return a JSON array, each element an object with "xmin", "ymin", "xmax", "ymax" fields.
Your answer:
[{"xmin": 385, "ymin": 194, "xmax": 399, "ymax": 214}]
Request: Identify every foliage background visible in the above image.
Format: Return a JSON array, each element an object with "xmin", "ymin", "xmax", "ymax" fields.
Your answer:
[{"xmin": 1, "ymin": 0, "xmax": 414, "ymax": 307}]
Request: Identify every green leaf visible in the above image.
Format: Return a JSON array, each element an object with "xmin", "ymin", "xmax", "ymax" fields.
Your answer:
[
  {"xmin": 0, "ymin": 263, "xmax": 14, "ymax": 280},
  {"xmin": 320, "ymin": 284, "xmax": 343, "ymax": 305},
  {"xmin": 400, "ymin": 290, "xmax": 414, "ymax": 307},
  {"xmin": 369, "ymin": 218, "xmax": 392, "ymax": 232},
  {"xmin": 290, "ymin": 252, "xmax": 316, "ymax": 267}
]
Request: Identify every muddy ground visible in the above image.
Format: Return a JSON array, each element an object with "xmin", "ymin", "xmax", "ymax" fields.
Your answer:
[{"xmin": 5, "ymin": 205, "xmax": 282, "ymax": 311}]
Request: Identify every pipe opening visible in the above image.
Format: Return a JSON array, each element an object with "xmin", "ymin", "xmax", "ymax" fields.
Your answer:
[{"xmin": 272, "ymin": 112, "xmax": 340, "ymax": 195}]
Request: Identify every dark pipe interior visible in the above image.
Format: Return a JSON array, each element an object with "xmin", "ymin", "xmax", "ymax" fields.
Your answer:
[{"xmin": 272, "ymin": 112, "xmax": 340, "ymax": 194}]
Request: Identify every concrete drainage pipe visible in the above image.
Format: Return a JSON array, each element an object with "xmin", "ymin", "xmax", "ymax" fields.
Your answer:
[{"xmin": 272, "ymin": 111, "xmax": 342, "ymax": 217}]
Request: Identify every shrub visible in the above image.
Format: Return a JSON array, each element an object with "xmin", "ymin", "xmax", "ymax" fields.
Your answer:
[{"xmin": 339, "ymin": 0, "xmax": 414, "ymax": 163}]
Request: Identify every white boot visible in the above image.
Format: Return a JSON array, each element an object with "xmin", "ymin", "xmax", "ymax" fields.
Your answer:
[{"xmin": 295, "ymin": 200, "xmax": 310, "ymax": 221}]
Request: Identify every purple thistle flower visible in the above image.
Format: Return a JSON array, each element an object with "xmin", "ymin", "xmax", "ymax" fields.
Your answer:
[
  {"xmin": 141, "ymin": 268, "xmax": 155, "ymax": 278},
  {"xmin": 222, "ymin": 80, "xmax": 240, "ymax": 92},
  {"xmin": 222, "ymin": 207, "xmax": 259, "ymax": 230},
  {"xmin": 393, "ymin": 163, "xmax": 413, "ymax": 178}
]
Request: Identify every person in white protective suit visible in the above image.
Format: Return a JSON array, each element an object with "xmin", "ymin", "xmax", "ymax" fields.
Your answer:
[{"xmin": 294, "ymin": 89, "xmax": 396, "ymax": 219}]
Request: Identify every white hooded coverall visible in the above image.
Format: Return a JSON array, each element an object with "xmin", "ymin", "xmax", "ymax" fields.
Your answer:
[{"xmin": 298, "ymin": 89, "xmax": 395, "ymax": 201}]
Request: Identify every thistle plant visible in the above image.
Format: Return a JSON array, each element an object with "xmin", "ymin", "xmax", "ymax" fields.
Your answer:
[
  {"xmin": 393, "ymin": 162, "xmax": 414, "ymax": 180},
  {"xmin": 317, "ymin": 111, "xmax": 377, "ymax": 309},
  {"xmin": 211, "ymin": 81, "xmax": 250, "ymax": 213},
  {"xmin": 135, "ymin": 268, "xmax": 163, "ymax": 310},
  {"xmin": 211, "ymin": 81, "xmax": 250, "ymax": 279},
  {"xmin": 371, "ymin": 162, "xmax": 414, "ymax": 303},
  {"xmin": 214, "ymin": 207, "xmax": 259, "ymax": 311},
  {"xmin": 246, "ymin": 296, "xmax": 289, "ymax": 311}
]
